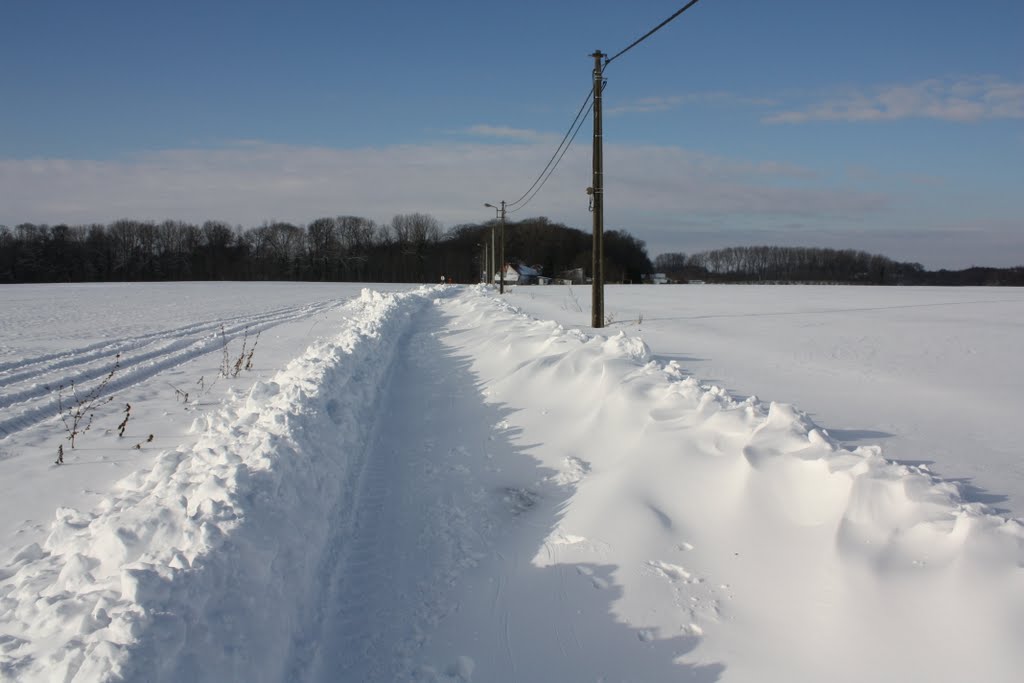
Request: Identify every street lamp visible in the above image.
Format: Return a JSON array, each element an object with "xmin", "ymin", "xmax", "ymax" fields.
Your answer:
[{"xmin": 484, "ymin": 201, "xmax": 507, "ymax": 294}]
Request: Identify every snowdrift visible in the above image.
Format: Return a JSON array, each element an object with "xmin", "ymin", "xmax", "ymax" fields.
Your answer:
[{"xmin": 430, "ymin": 288, "xmax": 1024, "ymax": 681}]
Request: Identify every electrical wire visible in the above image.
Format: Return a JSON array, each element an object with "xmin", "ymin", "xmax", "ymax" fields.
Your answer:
[
  {"xmin": 507, "ymin": 95, "xmax": 595, "ymax": 214},
  {"xmin": 496, "ymin": 0, "xmax": 705, "ymax": 216},
  {"xmin": 605, "ymin": 0, "xmax": 703, "ymax": 67},
  {"xmin": 505, "ymin": 87, "xmax": 594, "ymax": 210}
]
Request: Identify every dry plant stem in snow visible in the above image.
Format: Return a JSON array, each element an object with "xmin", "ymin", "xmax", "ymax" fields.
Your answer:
[
  {"xmin": 563, "ymin": 284, "xmax": 583, "ymax": 313},
  {"xmin": 220, "ymin": 326, "xmax": 261, "ymax": 378},
  {"xmin": 117, "ymin": 403, "xmax": 131, "ymax": 437},
  {"xmin": 233, "ymin": 328, "xmax": 260, "ymax": 377},
  {"xmin": 56, "ymin": 353, "xmax": 120, "ymax": 458},
  {"xmin": 195, "ymin": 374, "xmax": 220, "ymax": 399},
  {"xmin": 244, "ymin": 330, "xmax": 260, "ymax": 372},
  {"xmin": 219, "ymin": 324, "xmax": 231, "ymax": 377},
  {"xmin": 167, "ymin": 383, "xmax": 189, "ymax": 404}
]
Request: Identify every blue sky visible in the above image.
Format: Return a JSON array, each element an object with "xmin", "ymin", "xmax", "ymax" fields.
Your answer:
[{"xmin": 1, "ymin": 0, "xmax": 1022, "ymax": 268}]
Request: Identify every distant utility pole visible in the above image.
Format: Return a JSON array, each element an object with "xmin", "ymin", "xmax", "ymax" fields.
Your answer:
[
  {"xmin": 499, "ymin": 200, "xmax": 506, "ymax": 294},
  {"xmin": 591, "ymin": 51, "xmax": 606, "ymax": 328},
  {"xmin": 484, "ymin": 201, "xmax": 507, "ymax": 294},
  {"xmin": 486, "ymin": 204, "xmax": 499, "ymax": 284}
]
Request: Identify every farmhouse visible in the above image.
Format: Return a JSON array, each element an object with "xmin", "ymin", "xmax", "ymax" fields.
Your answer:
[{"xmin": 494, "ymin": 263, "xmax": 542, "ymax": 285}]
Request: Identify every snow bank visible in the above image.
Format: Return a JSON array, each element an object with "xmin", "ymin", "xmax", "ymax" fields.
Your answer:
[
  {"xmin": 0, "ymin": 287, "xmax": 436, "ymax": 683},
  {"xmin": 430, "ymin": 286, "xmax": 1024, "ymax": 681}
]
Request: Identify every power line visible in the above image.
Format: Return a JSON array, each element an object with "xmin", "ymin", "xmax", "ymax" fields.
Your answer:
[
  {"xmin": 508, "ymin": 95, "xmax": 594, "ymax": 214},
  {"xmin": 498, "ymin": 0, "xmax": 705, "ymax": 216},
  {"xmin": 506, "ymin": 87, "xmax": 594, "ymax": 210},
  {"xmin": 605, "ymin": 0, "xmax": 703, "ymax": 66}
]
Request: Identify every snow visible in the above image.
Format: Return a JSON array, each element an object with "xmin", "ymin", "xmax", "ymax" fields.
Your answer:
[
  {"xmin": 1, "ymin": 282, "xmax": 1021, "ymax": 682},
  {"xmin": 507, "ymin": 284, "xmax": 1024, "ymax": 518}
]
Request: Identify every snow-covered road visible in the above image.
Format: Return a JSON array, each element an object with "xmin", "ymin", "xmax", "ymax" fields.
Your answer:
[
  {"xmin": 1, "ymin": 285, "xmax": 1022, "ymax": 682},
  {"xmin": 301, "ymin": 300, "xmax": 718, "ymax": 681},
  {"xmin": 301, "ymin": 301, "xmax": 521, "ymax": 681}
]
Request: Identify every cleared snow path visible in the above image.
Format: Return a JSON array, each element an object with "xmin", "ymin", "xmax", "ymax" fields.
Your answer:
[
  {"xmin": 2, "ymin": 285, "xmax": 1021, "ymax": 682},
  {"xmin": 300, "ymin": 300, "xmax": 521, "ymax": 680},
  {"xmin": 298, "ymin": 294, "xmax": 724, "ymax": 681}
]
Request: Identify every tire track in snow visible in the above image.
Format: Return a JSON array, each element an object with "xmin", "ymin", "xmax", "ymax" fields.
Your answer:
[
  {"xmin": 316, "ymin": 443, "xmax": 401, "ymax": 679},
  {"xmin": 0, "ymin": 299, "xmax": 342, "ymax": 438},
  {"xmin": 305, "ymin": 302, "xmax": 505, "ymax": 682},
  {"xmin": 0, "ymin": 301, "xmax": 334, "ymax": 382}
]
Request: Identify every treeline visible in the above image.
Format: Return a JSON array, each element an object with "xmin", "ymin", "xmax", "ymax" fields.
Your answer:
[
  {"xmin": 0, "ymin": 215, "xmax": 654, "ymax": 284},
  {"xmin": 653, "ymin": 246, "xmax": 1024, "ymax": 286},
  {"xmin": 6, "ymin": 221, "xmax": 1018, "ymax": 287}
]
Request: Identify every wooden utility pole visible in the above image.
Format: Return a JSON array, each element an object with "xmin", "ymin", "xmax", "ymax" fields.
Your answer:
[
  {"xmin": 591, "ymin": 51, "xmax": 605, "ymax": 328},
  {"xmin": 485, "ymin": 201, "xmax": 507, "ymax": 293},
  {"xmin": 499, "ymin": 200, "xmax": 507, "ymax": 294}
]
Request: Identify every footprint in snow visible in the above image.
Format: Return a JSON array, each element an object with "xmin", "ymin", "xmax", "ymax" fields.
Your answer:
[
  {"xmin": 646, "ymin": 560, "xmax": 695, "ymax": 584},
  {"xmin": 577, "ymin": 565, "xmax": 609, "ymax": 590},
  {"xmin": 498, "ymin": 487, "xmax": 538, "ymax": 515}
]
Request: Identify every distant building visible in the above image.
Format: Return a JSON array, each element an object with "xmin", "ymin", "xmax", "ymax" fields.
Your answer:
[
  {"xmin": 494, "ymin": 264, "xmax": 518, "ymax": 285},
  {"xmin": 643, "ymin": 273, "xmax": 669, "ymax": 284},
  {"xmin": 494, "ymin": 263, "xmax": 542, "ymax": 285}
]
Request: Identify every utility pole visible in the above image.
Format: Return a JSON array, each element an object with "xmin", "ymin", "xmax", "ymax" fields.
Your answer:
[
  {"xmin": 591, "ymin": 51, "xmax": 605, "ymax": 328},
  {"xmin": 484, "ymin": 201, "xmax": 507, "ymax": 293},
  {"xmin": 499, "ymin": 200, "xmax": 507, "ymax": 294}
]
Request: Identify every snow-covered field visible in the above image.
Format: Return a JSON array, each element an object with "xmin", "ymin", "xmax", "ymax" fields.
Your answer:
[{"xmin": 1, "ymin": 282, "xmax": 1021, "ymax": 682}]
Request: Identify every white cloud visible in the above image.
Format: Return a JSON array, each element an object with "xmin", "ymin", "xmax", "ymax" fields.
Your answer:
[
  {"xmin": 464, "ymin": 125, "xmax": 552, "ymax": 142},
  {"xmin": 606, "ymin": 96, "xmax": 686, "ymax": 115},
  {"xmin": 764, "ymin": 76, "xmax": 1024, "ymax": 124},
  {"xmin": 0, "ymin": 139, "xmax": 875, "ymax": 230},
  {"xmin": 607, "ymin": 92, "xmax": 777, "ymax": 116}
]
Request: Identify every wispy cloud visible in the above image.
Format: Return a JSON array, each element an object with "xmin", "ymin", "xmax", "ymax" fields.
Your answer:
[
  {"xmin": 607, "ymin": 92, "xmax": 777, "ymax": 116},
  {"xmin": 463, "ymin": 124, "xmax": 551, "ymax": 142},
  {"xmin": 607, "ymin": 96, "xmax": 686, "ymax": 115},
  {"xmin": 764, "ymin": 76, "xmax": 1024, "ymax": 124}
]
